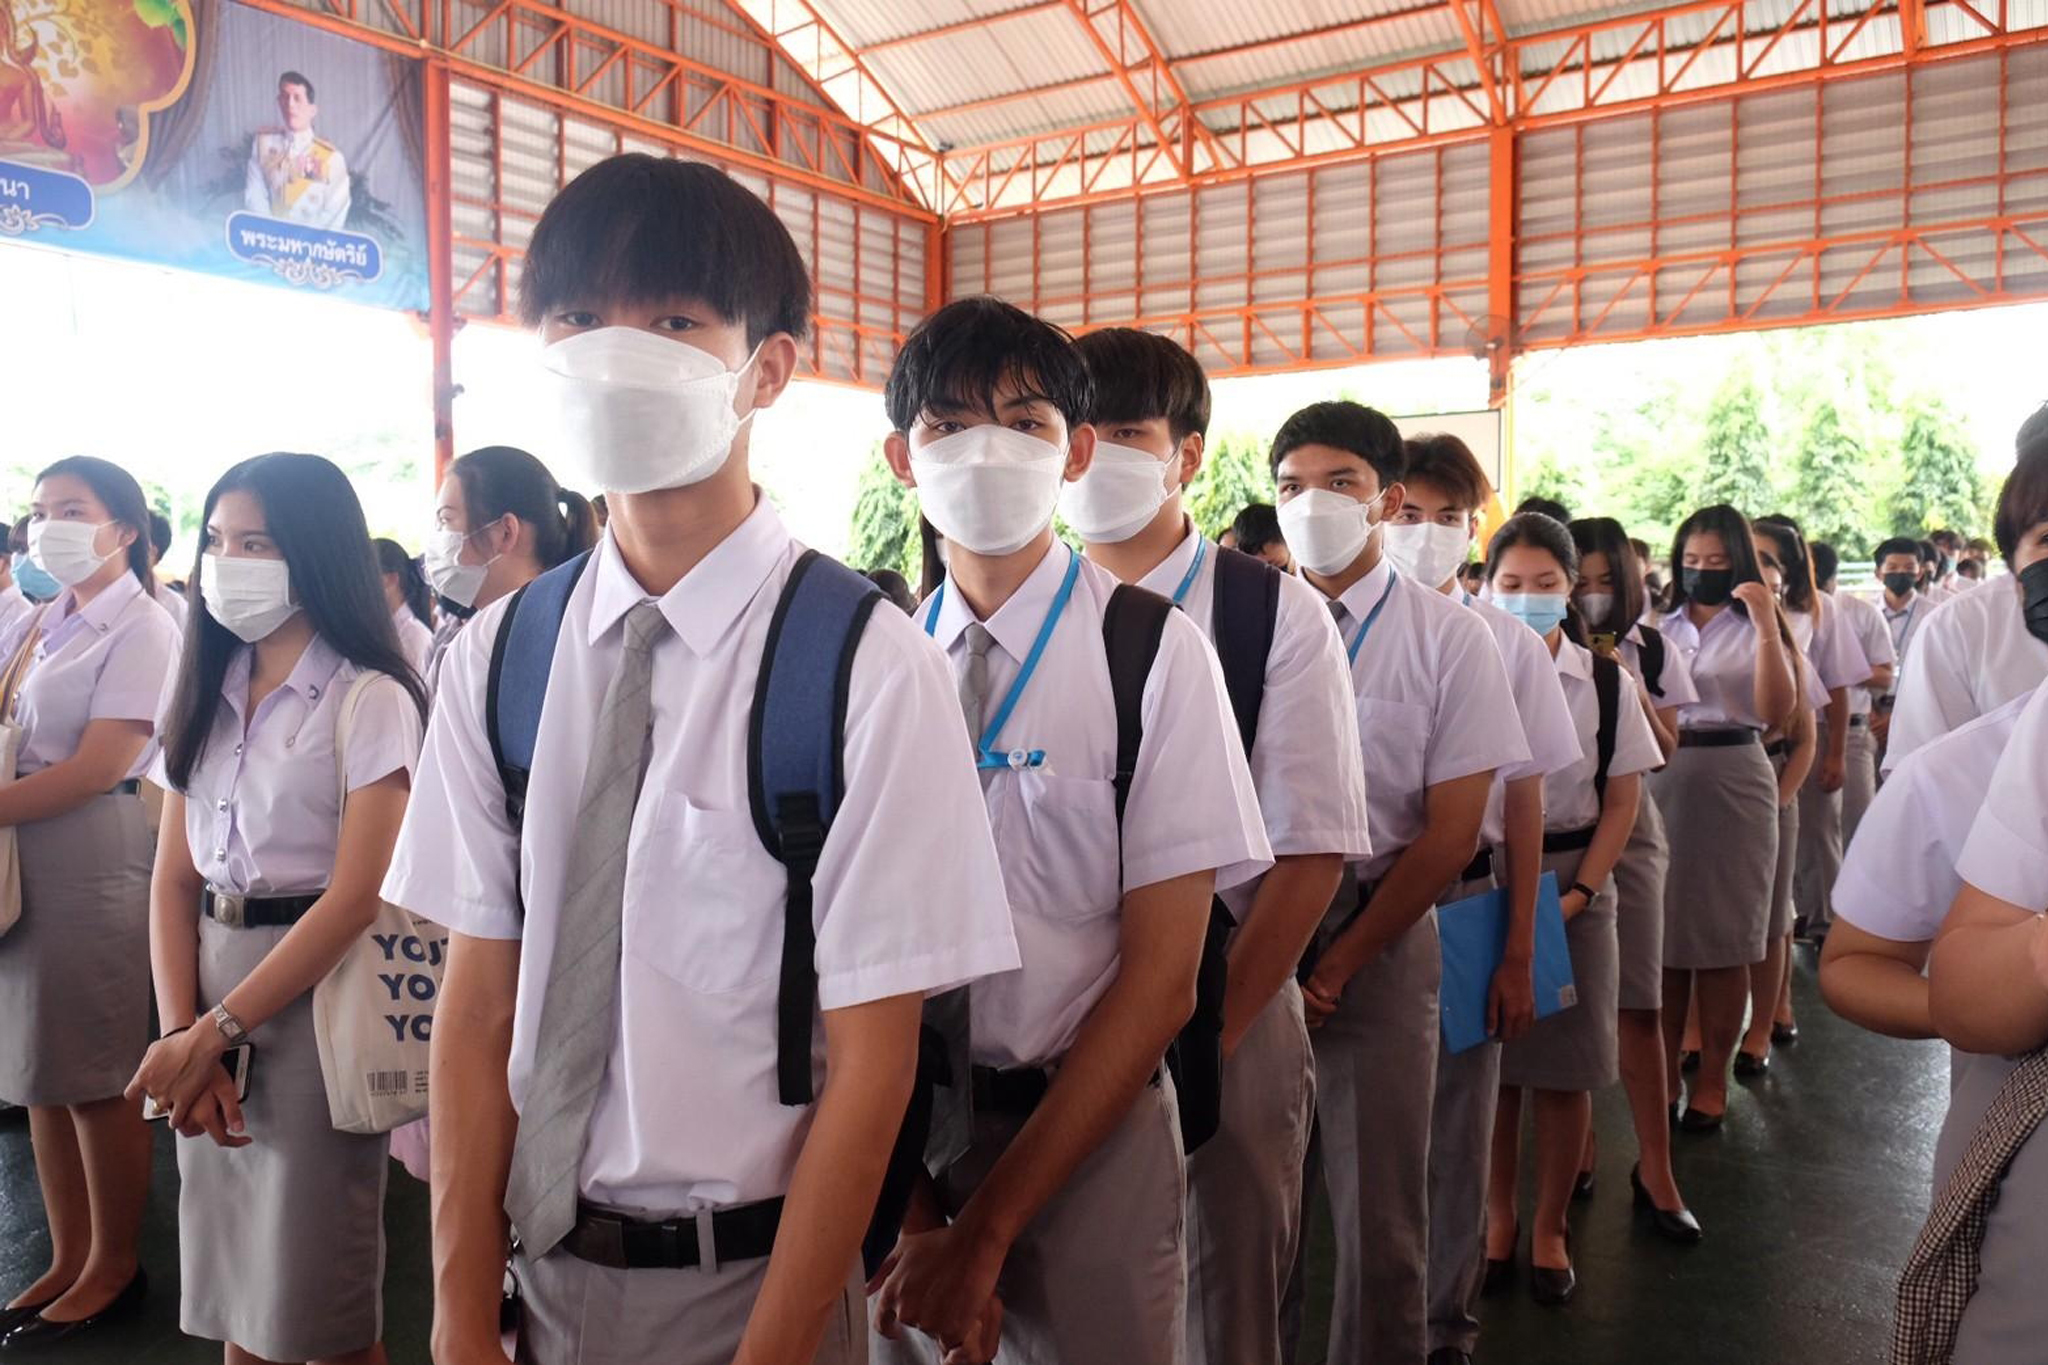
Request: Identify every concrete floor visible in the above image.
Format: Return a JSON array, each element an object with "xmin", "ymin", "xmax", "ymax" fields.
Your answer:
[{"xmin": 0, "ymin": 946, "xmax": 1946, "ymax": 1364}]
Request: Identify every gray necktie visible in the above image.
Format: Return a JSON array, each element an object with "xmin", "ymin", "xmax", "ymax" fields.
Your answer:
[
  {"xmin": 925, "ymin": 623, "xmax": 996, "ymax": 1172},
  {"xmin": 504, "ymin": 601, "xmax": 667, "ymax": 1255},
  {"xmin": 1324, "ymin": 598, "xmax": 1360, "ymax": 933}
]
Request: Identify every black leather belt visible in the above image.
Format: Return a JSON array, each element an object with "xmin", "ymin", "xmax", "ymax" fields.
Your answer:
[
  {"xmin": 1678, "ymin": 728, "xmax": 1760, "ymax": 749},
  {"xmin": 202, "ymin": 888, "xmax": 323, "ymax": 928},
  {"xmin": 969, "ymin": 1063, "xmax": 1161, "ymax": 1118},
  {"xmin": 1459, "ymin": 846, "xmax": 1493, "ymax": 884},
  {"xmin": 1543, "ymin": 826, "xmax": 1597, "ymax": 853},
  {"xmin": 562, "ymin": 1197, "xmax": 783, "ymax": 1271},
  {"xmin": 1764, "ymin": 739, "xmax": 1791, "ymax": 759}
]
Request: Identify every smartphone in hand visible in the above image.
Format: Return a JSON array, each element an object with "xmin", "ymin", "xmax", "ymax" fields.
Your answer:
[{"xmin": 143, "ymin": 1043, "xmax": 254, "ymax": 1122}]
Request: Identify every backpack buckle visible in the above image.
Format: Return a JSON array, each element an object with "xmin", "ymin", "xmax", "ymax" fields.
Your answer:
[{"xmin": 773, "ymin": 793, "xmax": 826, "ymax": 867}]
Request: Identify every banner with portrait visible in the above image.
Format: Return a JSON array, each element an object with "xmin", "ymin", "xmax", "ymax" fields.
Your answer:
[{"xmin": 0, "ymin": 0, "xmax": 427, "ymax": 309}]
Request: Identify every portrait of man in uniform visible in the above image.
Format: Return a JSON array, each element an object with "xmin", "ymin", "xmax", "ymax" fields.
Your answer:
[{"xmin": 242, "ymin": 69, "xmax": 348, "ymax": 228}]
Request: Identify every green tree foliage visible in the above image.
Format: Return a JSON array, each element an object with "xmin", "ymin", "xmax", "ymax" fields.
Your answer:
[
  {"xmin": 1791, "ymin": 401, "xmax": 1879, "ymax": 556},
  {"xmin": 847, "ymin": 444, "xmax": 919, "ymax": 578},
  {"xmin": 1694, "ymin": 371, "xmax": 1776, "ymax": 517},
  {"xmin": 1517, "ymin": 458, "xmax": 1585, "ymax": 519},
  {"xmin": 1890, "ymin": 399, "xmax": 1987, "ymax": 537},
  {"xmin": 1185, "ymin": 434, "xmax": 1273, "ymax": 540}
]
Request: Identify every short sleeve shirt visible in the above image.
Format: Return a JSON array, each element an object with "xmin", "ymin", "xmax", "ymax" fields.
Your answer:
[
  {"xmin": 1620, "ymin": 622, "xmax": 1699, "ymax": 712},
  {"xmin": 1660, "ymin": 605, "xmax": 1778, "ymax": 731},
  {"xmin": 1955, "ymin": 684, "xmax": 2048, "ymax": 914},
  {"xmin": 1545, "ymin": 638, "xmax": 1664, "ymax": 832},
  {"xmin": 0, "ymin": 573, "xmax": 179, "ymax": 777},
  {"xmin": 1464, "ymin": 595, "xmax": 1583, "ymax": 845},
  {"xmin": 1832, "ymin": 590, "xmax": 1898, "ymax": 717},
  {"xmin": 1885, "ymin": 583, "xmax": 2048, "ymax": 771}
]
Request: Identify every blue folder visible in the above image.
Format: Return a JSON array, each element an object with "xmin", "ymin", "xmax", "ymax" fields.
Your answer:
[{"xmin": 1438, "ymin": 870, "xmax": 1578, "ymax": 1055}]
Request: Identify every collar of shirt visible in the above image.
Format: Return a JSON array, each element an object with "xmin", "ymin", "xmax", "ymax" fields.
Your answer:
[
  {"xmin": 928, "ymin": 538, "xmax": 1072, "ymax": 661},
  {"xmin": 43, "ymin": 572, "xmax": 142, "ymax": 650},
  {"xmin": 584, "ymin": 497, "xmax": 788, "ymax": 656},
  {"xmin": 1135, "ymin": 521, "xmax": 1204, "ymax": 601},
  {"xmin": 1554, "ymin": 634, "xmax": 1593, "ymax": 685},
  {"xmin": 222, "ymin": 633, "xmax": 346, "ymax": 726},
  {"xmin": 1331, "ymin": 553, "xmax": 1396, "ymax": 623}
]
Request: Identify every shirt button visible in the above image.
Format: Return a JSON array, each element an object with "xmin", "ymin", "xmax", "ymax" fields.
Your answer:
[
  {"xmin": 216, "ymin": 799, "xmax": 227, "ymax": 811},
  {"xmin": 213, "ymin": 849, "xmax": 226, "ymax": 861},
  {"xmin": 285, "ymin": 737, "xmax": 295, "ymax": 748},
  {"xmin": 308, "ymin": 686, "xmax": 320, "ymax": 700},
  {"xmin": 234, "ymin": 743, "xmax": 243, "ymax": 756}
]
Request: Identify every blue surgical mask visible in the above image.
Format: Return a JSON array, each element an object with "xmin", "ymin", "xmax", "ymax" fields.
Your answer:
[
  {"xmin": 1495, "ymin": 591, "xmax": 1571, "ymax": 636},
  {"xmin": 11, "ymin": 552, "xmax": 59, "ymax": 602}
]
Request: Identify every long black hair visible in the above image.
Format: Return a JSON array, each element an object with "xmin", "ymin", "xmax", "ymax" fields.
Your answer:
[
  {"xmin": 1665, "ymin": 504, "xmax": 1768, "ymax": 617},
  {"xmin": 374, "ymin": 537, "xmax": 433, "ymax": 628},
  {"xmin": 1568, "ymin": 516, "xmax": 1645, "ymax": 637},
  {"xmin": 34, "ymin": 456, "xmax": 155, "ymax": 594},
  {"xmin": 162, "ymin": 454, "xmax": 428, "ymax": 790},
  {"xmin": 449, "ymin": 446, "xmax": 598, "ymax": 572},
  {"xmin": 1754, "ymin": 514, "xmax": 1818, "ymax": 615}
]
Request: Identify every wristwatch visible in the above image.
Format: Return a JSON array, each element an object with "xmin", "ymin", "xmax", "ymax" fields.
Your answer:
[
  {"xmin": 209, "ymin": 1002, "xmax": 250, "ymax": 1048},
  {"xmin": 1568, "ymin": 881, "xmax": 1599, "ymax": 903}
]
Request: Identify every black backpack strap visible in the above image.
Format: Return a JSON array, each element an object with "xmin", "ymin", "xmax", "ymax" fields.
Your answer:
[
  {"xmin": 485, "ymin": 550, "xmax": 594, "ymax": 830},
  {"xmin": 1636, "ymin": 624, "xmax": 1667, "ymax": 701},
  {"xmin": 1208, "ymin": 546, "xmax": 1282, "ymax": 758},
  {"xmin": 1103, "ymin": 584, "xmax": 1174, "ymax": 830},
  {"xmin": 1592, "ymin": 651, "xmax": 1622, "ymax": 804},
  {"xmin": 747, "ymin": 550, "xmax": 883, "ymax": 1108}
]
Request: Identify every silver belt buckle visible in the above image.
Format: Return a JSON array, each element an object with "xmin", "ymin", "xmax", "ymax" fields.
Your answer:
[
  {"xmin": 213, "ymin": 893, "xmax": 247, "ymax": 929},
  {"xmin": 694, "ymin": 1208, "xmax": 720, "ymax": 1276}
]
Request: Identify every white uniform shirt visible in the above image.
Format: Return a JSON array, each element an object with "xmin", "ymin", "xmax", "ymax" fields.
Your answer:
[
  {"xmin": 154, "ymin": 581, "xmax": 188, "ymax": 627},
  {"xmin": 393, "ymin": 606, "xmax": 433, "ymax": 678},
  {"xmin": 0, "ymin": 584, "xmax": 30, "ymax": 635},
  {"xmin": 1325, "ymin": 558, "xmax": 1530, "ymax": 883},
  {"xmin": 1785, "ymin": 611, "xmax": 1835, "ymax": 714},
  {"xmin": 1886, "ymin": 580, "xmax": 2048, "ymax": 771},
  {"xmin": 1833, "ymin": 690, "xmax": 2030, "ymax": 942},
  {"xmin": 382, "ymin": 501, "xmax": 1020, "ymax": 1213},
  {"xmin": 1831, "ymin": 590, "xmax": 1897, "ymax": 719},
  {"xmin": 1621, "ymin": 621, "xmax": 1700, "ymax": 713},
  {"xmin": 925, "ymin": 541, "xmax": 1271, "ymax": 1069},
  {"xmin": 1464, "ymin": 595, "xmax": 1583, "ymax": 845},
  {"xmin": 1660, "ymin": 605, "xmax": 1778, "ymax": 731},
  {"xmin": 1136, "ymin": 530, "xmax": 1372, "ymax": 922},
  {"xmin": 1955, "ymin": 684, "xmax": 2048, "ymax": 913},
  {"xmin": 0, "ymin": 573, "xmax": 179, "ymax": 777},
  {"xmin": 165, "ymin": 638, "xmax": 422, "ymax": 895},
  {"xmin": 1884, "ymin": 596, "xmax": 1930, "ymax": 689},
  {"xmin": 1544, "ymin": 638, "xmax": 1664, "ymax": 832},
  {"xmin": 1793, "ymin": 599, "xmax": 1875, "ymax": 693}
]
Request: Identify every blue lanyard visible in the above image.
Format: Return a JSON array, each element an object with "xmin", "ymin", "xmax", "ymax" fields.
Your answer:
[
  {"xmin": 1344, "ymin": 568, "xmax": 1400, "ymax": 664},
  {"xmin": 1170, "ymin": 538, "xmax": 1209, "ymax": 607},
  {"xmin": 925, "ymin": 549, "xmax": 1081, "ymax": 771}
]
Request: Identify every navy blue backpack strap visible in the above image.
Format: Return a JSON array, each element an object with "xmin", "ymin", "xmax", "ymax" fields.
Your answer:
[
  {"xmin": 486, "ymin": 550, "xmax": 594, "ymax": 829},
  {"xmin": 1207, "ymin": 546, "xmax": 1281, "ymax": 759},
  {"xmin": 747, "ymin": 550, "xmax": 884, "ymax": 1108}
]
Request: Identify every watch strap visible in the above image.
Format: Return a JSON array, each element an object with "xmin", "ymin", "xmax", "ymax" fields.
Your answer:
[
  {"xmin": 1568, "ymin": 880, "xmax": 1599, "ymax": 902},
  {"xmin": 210, "ymin": 1002, "xmax": 249, "ymax": 1047}
]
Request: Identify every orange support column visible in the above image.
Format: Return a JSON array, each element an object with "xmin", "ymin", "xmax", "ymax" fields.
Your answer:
[
  {"xmin": 425, "ymin": 58, "xmax": 458, "ymax": 484},
  {"xmin": 1486, "ymin": 123, "xmax": 1518, "ymax": 492}
]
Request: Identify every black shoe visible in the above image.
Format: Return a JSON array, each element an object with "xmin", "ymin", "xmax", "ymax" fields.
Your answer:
[
  {"xmin": 0, "ymin": 1271, "xmax": 146, "ymax": 1353},
  {"xmin": 1772, "ymin": 1021, "xmax": 1799, "ymax": 1046},
  {"xmin": 1734, "ymin": 1050, "xmax": 1770, "ymax": 1078},
  {"xmin": 1482, "ymin": 1218, "xmax": 1518, "ymax": 1298},
  {"xmin": 1669, "ymin": 1098, "xmax": 1684, "ymax": 1127},
  {"xmin": 0, "ymin": 1304, "xmax": 52, "ymax": 1337},
  {"xmin": 1680, "ymin": 1050, "xmax": 1700, "ymax": 1074},
  {"xmin": 1427, "ymin": 1351, "xmax": 1473, "ymax": 1365},
  {"xmin": 1572, "ymin": 1166, "xmax": 1596, "ymax": 1202},
  {"xmin": 1679, "ymin": 1105, "xmax": 1725, "ymax": 1133},
  {"xmin": 1530, "ymin": 1260, "xmax": 1576, "ymax": 1306},
  {"xmin": 1631, "ymin": 1165, "xmax": 1705, "ymax": 1245}
]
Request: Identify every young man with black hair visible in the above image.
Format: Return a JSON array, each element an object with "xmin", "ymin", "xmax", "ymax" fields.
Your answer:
[
  {"xmin": 872, "ymin": 298, "xmax": 1270, "ymax": 1365},
  {"xmin": 381, "ymin": 155, "xmax": 1021, "ymax": 1365},
  {"xmin": 1064, "ymin": 327, "xmax": 1371, "ymax": 1365},
  {"xmin": 1380, "ymin": 433, "xmax": 1581, "ymax": 1355},
  {"xmin": 1270, "ymin": 402, "xmax": 1527, "ymax": 1365},
  {"xmin": 1230, "ymin": 503, "xmax": 1293, "ymax": 572}
]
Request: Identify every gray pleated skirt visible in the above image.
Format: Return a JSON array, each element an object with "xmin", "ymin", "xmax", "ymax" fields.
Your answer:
[
  {"xmin": 1500, "ymin": 848, "xmax": 1619, "ymax": 1092},
  {"xmin": 1613, "ymin": 790, "xmax": 1670, "ymax": 1012},
  {"xmin": 1656, "ymin": 739, "xmax": 1779, "ymax": 970},
  {"xmin": 0, "ymin": 791, "xmax": 152, "ymax": 1106},
  {"xmin": 177, "ymin": 912, "xmax": 389, "ymax": 1361},
  {"xmin": 1767, "ymin": 748, "xmax": 1799, "ymax": 938}
]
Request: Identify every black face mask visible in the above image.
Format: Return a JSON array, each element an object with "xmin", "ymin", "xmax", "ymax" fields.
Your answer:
[
  {"xmin": 1683, "ymin": 567, "xmax": 1735, "ymax": 608},
  {"xmin": 2021, "ymin": 558, "xmax": 2048, "ymax": 647},
  {"xmin": 1882, "ymin": 572, "xmax": 1920, "ymax": 599}
]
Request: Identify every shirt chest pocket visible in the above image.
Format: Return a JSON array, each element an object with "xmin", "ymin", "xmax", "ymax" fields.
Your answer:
[
  {"xmin": 993, "ymin": 771, "xmax": 1123, "ymax": 924},
  {"xmin": 1356, "ymin": 697, "xmax": 1430, "ymax": 806},
  {"xmin": 622, "ymin": 791, "xmax": 783, "ymax": 995}
]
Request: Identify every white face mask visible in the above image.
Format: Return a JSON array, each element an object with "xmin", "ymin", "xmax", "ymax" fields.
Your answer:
[
  {"xmin": 542, "ymin": 327, "xmax": 759, "ymax": 495},
  {"xmin": 1058, "ymin": 440, "xmax": 1177, "ymax": 545},
  {"xmin": 201, "ymin": 555, "xmax": 298, "ymax": 643},
  {"xmin": 1576, "ymin": 591, "xmax": 1617, "ymax": 627},
  {"xmin": 1382, "ymin": 520, "xmax": 1474, "ymax": 590},
  {"xmin": 423, "ymin": 526, "xmax": 497, "ymax": 609},
  {"xmin": 911, "ymin": 426, "xmax": 1066, "ymax": 558},
  {"xmin": 1278, "ymin": 489, "xmax": 1381, "ymax": 577},
  {"xmin": 28, "ymin": 519, "xmax": 115, "ymax": 588}
]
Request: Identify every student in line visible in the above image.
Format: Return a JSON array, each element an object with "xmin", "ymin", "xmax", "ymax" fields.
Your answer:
[
  {"xmin": 872, "ymin": 298, "xmax": 1269, "ymax": 1365},
  {"xmin": 1872, "ymin": 535, "xmax": 1928, "ymax": 753},
  {"xmin": 374, "ymin": 537, "xmax": 435, "ymax": 677},
  {"xmin": 1379, "ymin": 435, "xmax": 1580, "ymax": 1365},
  {"xmin": 149, "ymin": 511, "xmax": 189, "ymax": 624},
  {"xmin": 10, "ymin": 515, "xmax": 61, "ymax": 605},
  {"xmin": 1656, "ymin": 505, "xmax": 1796, "ymax": 1132},
  {"xmin": 1065, "ymin": 326, "xmax": 1371, "ymax": 1365},
  {"xmin": 1229, "ymin": 502, "xmax": 1293, "ymax": 572},
  {"xmin": 124, "ymin": 453, "xmax": 426, "ymax": 1365},
  {"xmin": 1483, "ymin": 513, "xmax": 1669, "ymax": 1306},
  {"xmin": 0, "ymin": 545, "xmax": 30, "ymax": 633},
  {"xmin": 0, "ymin": 457, "xmax": 180, "ymax": 1348},
  {"xmin": 1566, "ymin": 517, "xmax": 1699, "ymax": 1235},
  {"xmin": 1809, "ymin": 542, "xmax": 1895, "ymax": 873},
  {"xmin": 384, "ymin": 155, "xmax": 1020, "ymax": 1365},
  {"xmin": 421, "ymin": 445, "xmax": 598, "ymax": 692},
  {"xmin": 1271, "ymin": 402, "xmax": 1528, "ymax": 1365}
]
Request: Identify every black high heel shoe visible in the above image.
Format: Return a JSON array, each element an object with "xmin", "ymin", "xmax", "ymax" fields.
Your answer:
[
  {"xmin": 1772, "ymin": 1021, "xmax": 1799, "ymax": 1046},
  {"xmin": 1631, "ymin": 1164, "xmax": 1704, "ymax": 1245},
  {"xmin": 1482, "ymin": 1218, "xmax": 1518, "ymax": 1298},
  {"xmin": 0, "ymin": 1270, "xmax": 146, "ymax": 1353},
  {"xmin": 1530, "ymin": 1231, "xmax": 1575, "ymax": 1307},
  {"xmin": 1734, "ymin": 1049, "xmax": 1770, "ymax": 1078},
  {"xmin": 1679, "ymin": 1104, "xmax": 1725, "ymax": 1133}
]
